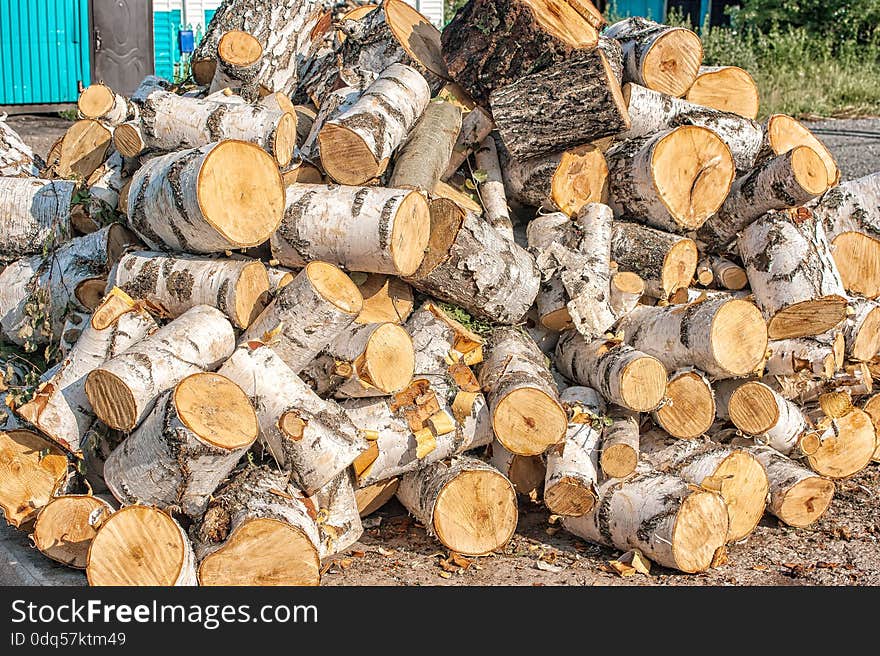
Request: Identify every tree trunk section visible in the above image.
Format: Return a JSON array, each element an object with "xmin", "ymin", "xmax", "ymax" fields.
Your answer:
[
  {"xmin": 307, "ymin": 470, "xmax": 363, "ymax": 557},
  {"xmin": 32, "ymin": 494, "xmax": 115, "ymax": 568},
  {"xmin": 488, "ymin": 440, "xmax": 545, "ymax": 498},
  {"xmin": 601, "ymin": 406, "xmax": 640, "ymax": 478},
  {"xmin": 765, "ymin": 332, "xmax": 844, "ymax": 378},
  {"xmin": 0, "ymin": 178, "xmax": 75, "ymax": 259},
  {"xmin": 685, "ymin": 66, "xmax": 760, "ymax": 119},
  {"xmin": 473, "ymin": 135, "xmax": 514, "ymax": 237},
  {"xmin": 843, "ymin": 297, "xmax": 880, "ymax": 361},
  {"xmin": 715, "ymin": 379, "xmax": 807, "ymax": 455},
  {"xmin": 78, "ymin": 84, "xmax": 136, "ymax": 126},
  {"xmin": 389, "ymin": 100, "xmax": 462, "ymax": 193},
  {"xmin": 710, "ymin": 256, "xmax": 748, "ymax": 290},
  {"xmin": 0, "ymin": 429, "xmax": 72, "ymax": 528},
  {"xmin": 611, "ymin": 221, "xmax": 698, "ymax": 300},
  {"xmin": 652, "ymin": 368, "xmax": 715, "ymax": 439}
]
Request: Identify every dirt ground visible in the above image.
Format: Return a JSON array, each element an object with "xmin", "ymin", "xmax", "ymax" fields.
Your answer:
[{"xmin": 7, "ymin": 113, "xmax": 880, "ymax": 586}]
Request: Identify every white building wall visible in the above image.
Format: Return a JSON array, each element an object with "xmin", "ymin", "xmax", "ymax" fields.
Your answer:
[{"xmin": 412, "ymin": 0, "xmax": 444, "ymax": 27}]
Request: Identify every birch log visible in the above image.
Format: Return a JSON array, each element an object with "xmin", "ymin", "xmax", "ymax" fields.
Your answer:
[
  {"xmin": 563, "ymin": 466, "xmax": 728, "ymax": 573},
  {"xmin": 843, "ymin": 297, "xmax": 880, "ymax": 361},
  {"xmin": 318, "ymin": 63, "xmax": 430, "ymax": 185},
  {"xmin": 218, "ymin": 342, "xmax": 367, "ymax": 494},
  {"xmin": 0, "ymin": 177, "xmax": 75, "ymax": 260},
  {"xmin": 490, "ymin": 48, "xmax": 630, "ymax": 160},
  {"xmin": 77, "ymin": 84, "xmax": 135, "ymax": 126},
  {"xmin": 501, "ymin": 142, "xmax": 609, "ymax": 217},
  {"xmin": 300, "ymin": 86, "xmax": 362, "ymax": 165},
  {"xmin": 32, "ymin": 494, "xmax": 116, "ymax": 568},
  {"xmin": 473, "ymin": 135, "xmax": 514, "ymax": 237},
  {"xmin": 601, "ymin": 407, "xmax": 640, "ymax": 478},
  {"xmin": 800, "ymin": 406, "xmax": 877, "ymax": 479},
  {"xmin": 739, "ymin": 210, "xmax": 848, "ymax": 339},
  {"xmin": 127, "ymin": 141, "xmax": 284, "ymax": 253},
  {"xmin": 113, "ymin": 251, "xmax": 270, "ymax": 329},
  {"xmin": 87, "ymin": 506, "xmax": 196, "ymax": 586},
  {"xmin": 193, "ymin": 465, "xmax": 321, "ymax": 586},
  {"xmin": 396, "ymin": 456, "xmax": 517, "ymax": 555},
  {"xmin": 480, "ymin": 327, "xmax": 567, "ymax": 456},
  {"xmin": 0, "ymin": 223, "xmax": 136, "ymax": 347},
  {"xmin": 240, "ymin": 261, "xmax": 363, "ymax": 373},
  {"xmin": 488, "ymin": 441, "xmax": 545, "ymax": 498},
  {"xmin": 714, "ymin": 379, "xmax": 807, "ymax": 455},
  {"xmin": 442, "ymin": 106, "xmax": 494, "ymax": 180},
  {"xmin": 609, "ymin": 269, "xmax": 645, "ymax": 319},
  {"xmin": 697, "ymin": 147, "xmax": 829, "ymax": 250},
  {"xmin": 861, "ymin": 393, "xmax": 880, "ymax": 462},
  {"xmin": 86, "ymin": 305, "xmax": 235, "ymax": 431},
  {"xmin": 389, "ymin": 100, "xmax": 462, "ymax": 193},
  {"xmin": 270, "ymin": 183, "xmax": 430, "ymax": 277},
  {"xmin": 604, "ymin": 17, "xmax": 703, "ymax": 97},
  {"xmin": 611, "ymin": 221, "xmax": 698, "ymax": 300},
  {"xmin": 615, "ymin": 294, "xmax": 768, "ymax": 378},
  {"xmin": 15, "ymin": 304, "xmax": 157, "ymax": 455},
  {"xmin": 710, "ymin": 256, "xmax": 748, "ymax": 290},
  {"xmin": 652, "ymin": 368, "xmax": 715, "ymax": 439},
  {"xmin": 810, "ymin": 172, "xmax": 880, "ymax": 297},
  {"xmin": 686, "ymin": 66, "xmax": 760, "ymax": 119},
  {"xmin": 405, "ymin": 198, "xmax": 539, "ymax": 324},
  {"xmin": 103, "ymin": 372, "xmax": 258, "ymax": 517},
  {"xmin": 0, "ymin": 116, "xmax": 42, "ymax": 176},
  {"xmin": 544, "ymin": 386, "xmax": 604, "ymax": 516},
  {"xmin": 49, "ymin": 120, "xmax": 112, "ymax": 180},
  {"xmin": 356, "ymin": 478, "xmax": 400, "ymax": 517},
  {"xmin": 640, "ymin": 431, "xmax": 768, "ymax": 542},
  {"xmin": 606, "ymin": 126, "xmax": 735, "ymax": 233},
  {"xmin": 352, "ymin": 273, "xmax": 413, "ymax": 325},
  {"xmin": 554, "ymin": 332, "xmax": 668, "ymax": 412},
  {"xmin": 84, "ymin": 152, "xmax": 128, "ymax": 221},
  {"xmin": 762, "ymin": 114, "xmax": 839, "ymax": 187},
  {"xmin": 765, "ymin": 332, "xmax": 844, "ymax": 378},
  {"xmin": 308, "ymin": 471, "xmax": 363, "ymax": 557},
  {"xmin": 0, "ymin": 429, "xmax": 73, "ymax": 528}
]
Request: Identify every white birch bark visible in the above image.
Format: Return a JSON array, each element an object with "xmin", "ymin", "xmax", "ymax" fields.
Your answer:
[
  {"xmin": 442, "ymin": 106, "xmax": 494, "ymax": 180},
  {"xmin": 611, "ymin": 221, "xmax": 697, "ymax": 300},
  {"xmin": 308, "ymin": 470, "xmax": 363, "ymax": 557},
  {"xmin": 765, "ymin": 332, "xmax": 843, "ymax": 377},
  {"xmin": 0, "ymin": 115, "xmax": 42, "ymax": 177},
  {"xmin": 474, "ymin": 135, "xmax": 514, "ymax": 238},
  {"xmin": 0, "ymin": 178, "xmax": 75, "ymax": 258}
]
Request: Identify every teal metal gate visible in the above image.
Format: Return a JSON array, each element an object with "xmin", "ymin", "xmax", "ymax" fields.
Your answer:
[{"xmin": 0, "ymin": 0, "xmax": 91, "ymax": 105}]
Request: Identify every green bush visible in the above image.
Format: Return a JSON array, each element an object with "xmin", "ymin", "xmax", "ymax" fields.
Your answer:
[{"xmin": 730, "ymin": 0, "xmax": 880, "ymax": 44}]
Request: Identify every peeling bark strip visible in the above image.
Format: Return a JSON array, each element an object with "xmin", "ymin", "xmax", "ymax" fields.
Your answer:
[
  {"xmin": 217, "ymin": 343, "xmax": 367, "ymax": 495},
  {"xmin": 544, "ymin": 386, "xmax": 604, "ymax": 517},
  {"xmin": 127, "ymin": 141, "xmax": 284, "ymax": 254},
  {"xmin": 714, "ymin": 379, "xmax": 807, "ymax": 455},
  {"xmin": 615, "ymin": 293, "xmax": 768, "ymax": 378},
  {"xmin": 396, "ymin": 456, "xmax": 517, "ymax": 555},
  {"xmin": 501, "ymin": 142, "xmax": 609, "ymax": 218},
  {"xmin": 113, "ymin": 251, "xmax": 270, "ymax": 329},
  {"xmin": 441, "ymin": 0, "xmax": 599, "ymax": 107},
  {"xmin": 698, "ymin": 147, "xmax": 829, "ymax": 250},
  {"xmin": 686, "ymin": 66, "xmax": 760, "ymax": 119},
  {"xmin": 554, "ymin": 332, "xmax": 667, "ymax": 412},
  {"xmin": 0, "ymin": 116, "xmax": 42, "ymax": 176},
  {"xmin": 193, "ymin": 0, "xmax": 321, "ymax": 96},
  {"xmin": 405, "ymin": 198, "xmax": 539, "ymax": 324},
  {"xmin": 300, "ymin": 322, "xmax": 415, "ymax": 399},
  {"xmin": 307, "ymin": 470, "xmax": 363, "ymax": 557},
  {"xmin": 271, "ymin": 183, "xmax": 430, "ymax": 277},
  {"xmin": 742, "ymin": 444, "xmax": 833, "ymax": 527},
  {"xmin": 77, "ymin": 84, "xmax": 135, "ymax": 126},
  {"xmin": 125, "ymin": 88, "xmax": 297, "ymax": 166},
  {"xmin": 319, "ymin": 63, "xmax": 430, "ymax": 185},
  {"xmin": 0, "ymin": 224, "xmax": 136, "ymax": 347},
  {"xmin": 622, "ymin": 84, "xmax": 764, "ymax": 173},
  {"xmin": 603, "ymin": 17, "xmax": 703, "ymax": 97},
  {"xmin": 0, "ymin": 177, "xmax": 75, "ymax": 258},
  {"xmin": 600, "ymin": 406, "xmax": 640, "ymax": 478},
  {"xmin": 15, "ymin": 308, "xmax": 157, "ymax": 455},
  {"xmin": 389, "ymin": 100, "xmax": 462, "ymax": 193},
  {"xmin": 240, "ymin": 261, "xmax": 362, "ymax": 373},
  {"xmin": 104, "ymin": 372, "xmax": 258, "ymax": 517},
  {"xmin": 639, "ymin": 431, "xmax": 768, "ymax": 542},
  {"xmin": 87, "ymin": 506, "xmax": 197, "ymax": 586},
  {"xmin": 193, "ymin": 465, "xmax": 321, "ymax": 586},
  {"xmin": 563, "ymin": 465, "xmax": 728, "ymax": 572},
  {"xmin": 606, "ymin": 126, "xmax": 735, "ymax": 233},
  {"xmin": 739, "ymin": 211, "xmax": 848, "ymax": 339},
  {"xmin": 490, "ymin": 48, "xmax": 630, "ymax": 161},
  {"xmin": 86, "ymin": 305, "xmax": 235, "ymax": 431},
  {"xmin": 611, "ymin": 221, "xmax": 697, "ymax": 300},
  {"xmin": 809, "ymin": 172, "xmax": 880, "ymax": 298},
  {"xmin": 442, "ymin": 106, "xmax": 494, "ymax": 180},
  {"xmin": 479, "ymin": 327, "xmax": 566, "ymax": 456}
]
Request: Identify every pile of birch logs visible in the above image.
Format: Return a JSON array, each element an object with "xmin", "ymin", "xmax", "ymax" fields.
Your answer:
[{"xmin": 1, "ymin": 0, "xmax": 878, "ymax": 584}]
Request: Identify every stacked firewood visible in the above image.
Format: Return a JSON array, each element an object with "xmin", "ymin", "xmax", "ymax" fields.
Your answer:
[{"xmin": 1, "ymin": 0, "xmax": 878, "ymax": 585}]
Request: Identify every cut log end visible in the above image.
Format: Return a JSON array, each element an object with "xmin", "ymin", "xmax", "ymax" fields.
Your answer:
[
  {"xmin": 199, "ymin": 141, "xmax": 285, "ymax": 248},
  {"xmin": 619, "ymin": 355, "xmax": 668, "ymax": 412},
  {"xmin": 493, "ymin": 388, "xmax": 567, "ymax": 456},
  {"xmin": 551, "ymin": 143, "xmax": 609, "ymax": 215},
  {"xmin": 767, "ymin": 114, "xmax": 839, "ymax": 187},
  {"xmin": 790, "ymin": 145, "xmax": 831, "ymax": 196},
  {"xmin": 506, "ymin": 454, "xmax": 545, "ymax": 497},
  {"xmin": 87, "ymin": 506, "xmax": 190, "ymax": 586},
  {"xmin": 767, "ymin": 297, "xmax": 849, "ymax": 341},
  {"xmin": 728, "ymin": 381, "xmax": 779, "ymax": 434},
  {"xmin": 233, "ymin": 261, "xmax": 271, "ymax": 329},
  {"xmin": 671, "ymin": 489, "xmax": 728, "ymax": 573},
  {"xmin": 318, "ymin": 124, "xmax": 384, "ymax": 185},
  {"xmin": 356, "ymin": 478, "xmax": 400, "ymax": 517},
  {"xmin": 653, "ymin": 126, "xmax": 735, "ymax": 229},
  {"xmin": 85, "ymin": 370, "xmax": 139, "ymax": 431},
  {"xmin": 641, "ymin": 28, "xmax": 703, "ymax": 97},
  {"xmin": 273, "ymin": 112, "xmax": 297, "ymax": 168},
  {"xmin": 385, "ymin": 0, "xmax": 450, "ymax": 79},
  {"xmin": 662, "ymin": 238, "xmax": 698, "ymax": 297},
  {"xmin": 685, "ymin": 66, "xmax": 759, "ymax": 119},
  {"xmin": 612, "ymin": 271, "xmax": 645, "ymax": 297},
  {"xmin": 711, "ymin": 299, "xmax": 769, "ymax": 376},
  {"xmin": 217, "ymin": 30, "xmax": 263, "ymax": 67},
  {"xmin": 778, "ymin": 476, "xmax": 835, "ymax": 527},
  {"xmin": 389, "ymin": 191, "xmax": 432, "ymax": 277},
  {"xmin": 306, "ymin": 261, "xmax": 365, "ymax": 316},
  {"xmin": 600, "ymin": 444, "xmax": 638, "ymax": 479},
  {"xmin": 113, "ymin": 123, "xmax": 145, "ymax": 157},
  {"xmin": 806, "ymin": 409, "xmax": 876, "ymax": 479},
  {"xmin": 851, "ymin": 304, "xmax": 880, "ymax": 362},
  {"xmin": 0, "ymin": 430, "xmax": 69, "ymax": 528},
  {"xmin": 361, "ymin": 323, "xmax": 415, "ymax": 393},
  {"xmin": 832, "ymin": 232, "xmax": 880, "ymax": 298},
  {"xmin": 174, "ymin": 373, "xmax": 258, "ymax": 450},
  {"xmin": 353, "ymin": 274, "xmax": 414, "ymax": 324},
  {"xmin": 433, "ymin": 469, "xmax": 517, "ymax": 556},
  {"xmin": 198, "ymin": 518, "xmax": 320, "ymax": 586},
  {"xmin": 714, "ymin": 451, "xmax": 769, "ymax": 541},
  {"xmin": 78, "ymin": 84, "xmax": 116, "ymax": 119},
  {"xmin": 540, "ymin": 307, "xmax": 572, "ymax": 332},
  {"xmin": 544, "ymin": 476, "xmax": 597, "ymax": 517},
  {"xmin": 33, "ymin": 496, "xmax": 112, "ymax": 568},
  {"xmin": 655, "ymin": 370, "xmax": 715, "ymax": 439}
]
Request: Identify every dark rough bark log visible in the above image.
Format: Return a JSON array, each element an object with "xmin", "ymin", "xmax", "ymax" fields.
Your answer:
[
  {"xmin": 441, "ymin": 0, "xmax": 599, "ymax": 107},
  {"xmin": 490, "ymin": 49, "xmax": 630, "ymax": 160},
  {"xmin": 404, "ymin": 198, "xmax": 539, "ymax": 324}
]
